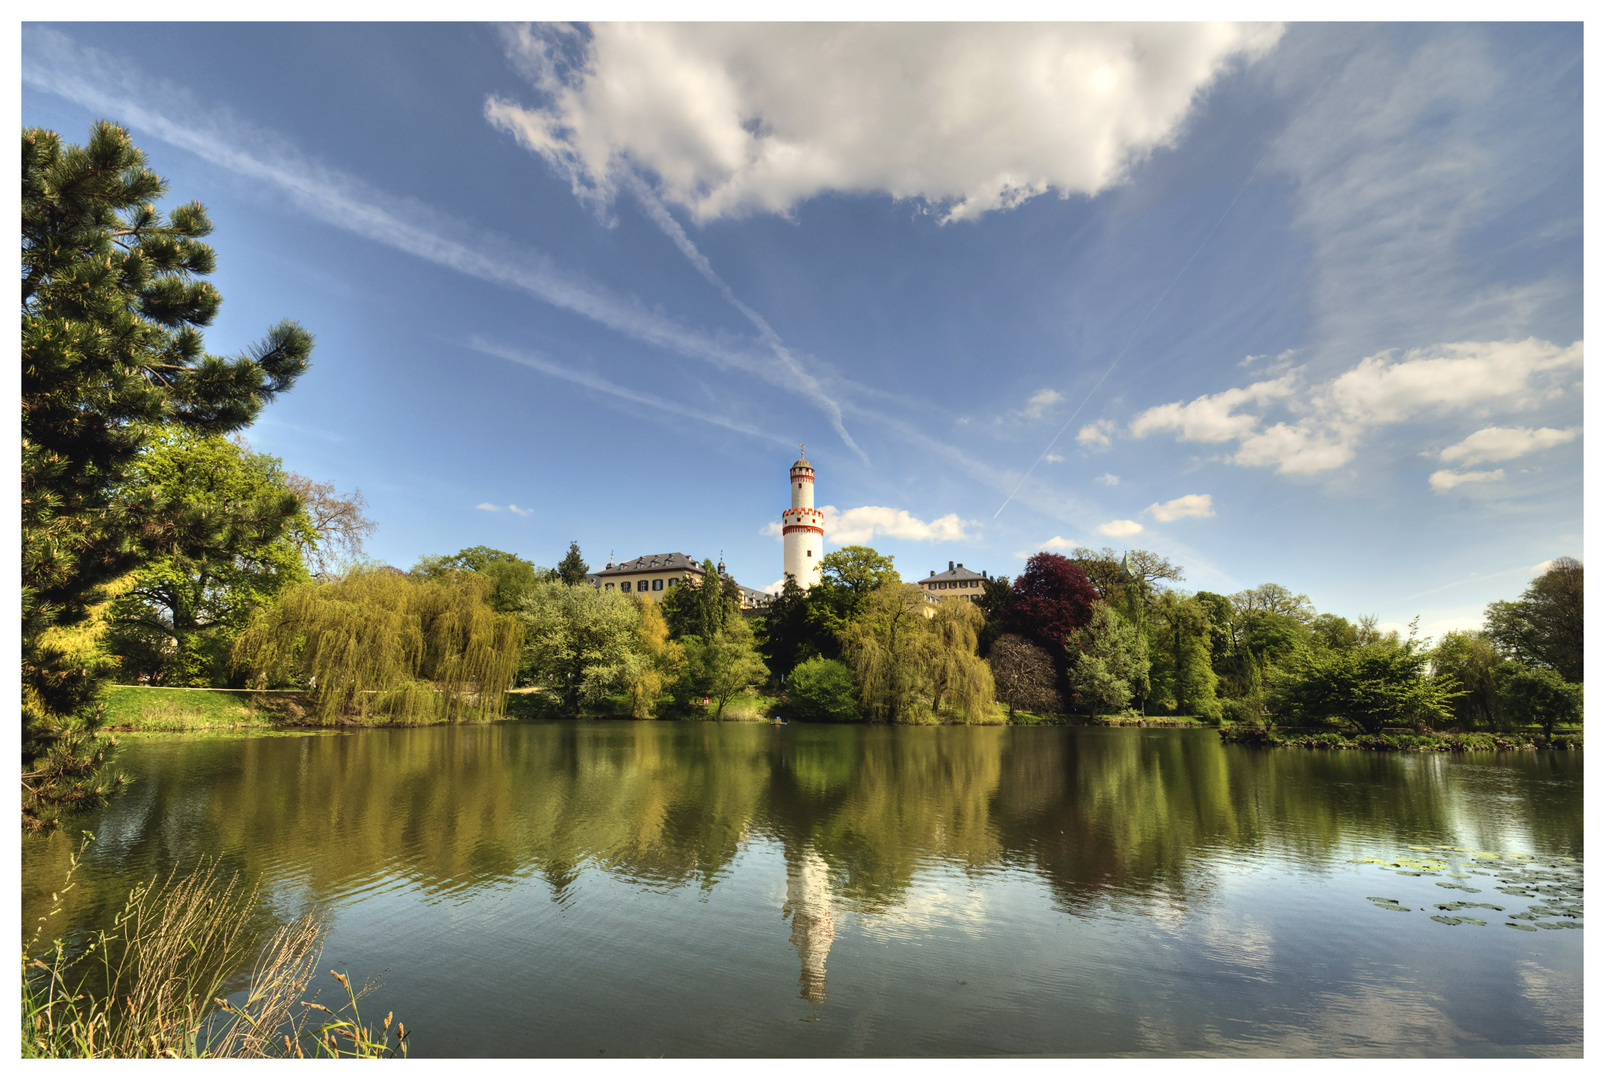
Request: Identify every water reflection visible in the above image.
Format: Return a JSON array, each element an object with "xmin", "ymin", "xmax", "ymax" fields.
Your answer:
[{"xmin": 19, "ymin": 722, "xmax": 1583, "ymax": 1057}]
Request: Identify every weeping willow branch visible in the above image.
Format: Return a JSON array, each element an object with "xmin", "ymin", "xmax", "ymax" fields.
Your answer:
[{"xmin": 232, "ymin": 567, "xmax": 524, "ymax": 724}]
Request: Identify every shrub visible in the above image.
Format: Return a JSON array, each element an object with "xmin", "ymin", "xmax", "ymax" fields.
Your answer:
[{"xmin": 784, "ymin": 658, "xmax": 860, "ymax": 722}]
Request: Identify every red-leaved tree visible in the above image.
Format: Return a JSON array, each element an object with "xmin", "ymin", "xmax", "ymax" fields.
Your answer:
[{"xmin": 1007, "ymin": 553, "xmax": 1101, "ymax": 661}]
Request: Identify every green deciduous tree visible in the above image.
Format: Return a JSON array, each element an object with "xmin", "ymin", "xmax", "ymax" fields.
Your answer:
[
  {"xmin": 22, "ymin": 121, "xmax": 312, "ymax": 829},
  {"xmin": 1431, "ymin": 630, "xmax": 1511, "ymax": 730},
  {"xmin": 1497, "ymin": 665, "xmax": 1582, "ymax": 740},
  {"xmin": 517, "ymin": 581, "xmax": 642, "ymax": 712},
  {"xmin": 678, "ymin": 615, "xmax": 769, "ymax": 721},
  {"xmin": 783, "ymin": 657, "xmax": 859, "ymax": 722},
  {"xmin": 1484, "ymin": 557, "xmax": 1583, "ymax": 683},
  {"xmin": 1275, "ymin": 628, "xmax": 1458, "ymax": 735},
  {"xmin": 627, "ymin": 596, "xmax": 685, "ymax": 719},
  {"xmin": 1067, "ymin": 601, "xmax": 1152, "ymax": 715},
  {"xmin": 412, "ymin": 547, "xmax": 545, "ymax": 613},
  {"xmin": 232, "ymin": 566, "xmax": 522, "ymax": 724},
  {"xmin": 104, "ymin": 428, "xmax": 313, "ymax": 686},
  {"xmin": 842, "ymin": 582, "xmax": 933, "ymax": 724}
]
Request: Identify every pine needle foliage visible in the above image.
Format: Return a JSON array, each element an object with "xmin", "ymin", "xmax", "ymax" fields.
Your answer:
[
  {"xmin": 232, "ymin": 567, "xmax": 523, "ymax": 724},
  {"xmin": 22, "ymin": 121, "xmax": 311, "ymax": 828}
]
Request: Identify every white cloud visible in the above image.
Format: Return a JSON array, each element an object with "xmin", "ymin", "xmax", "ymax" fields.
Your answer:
[
  {"xmin": 1098, "ymin": 519, "xmax": 1145, "ymax": 537},
  {"xmin": 1129, "ymin": 337, "xmax": 1582, "ymax": 475},
  {"xmin": 1129, "ymin": 376, "xmax": 1294, "ymax": 442},
  {"xmin": 1428, "ymin": 468, "xmax": 1505, "ymax": 493},
  {"xmin": 1076, "ymin": 419, "xmax": 1116, "ymax": 448},
  {"xmin": 1322, "ymin": 339, "xmax": 1582, "ymax": 425},
  {"xmin": 1095, "ymin": 473, "xmax": 1120, "ymax": 486},
  {"xmin": 1044, "ymin": 453, "xmax": 1066, "ymax": 464},
  {"xmin": 18, "ymin": 28, "xmax": 866, "ymax": 454},
  {"xmin": 489, "ymin": 22, "xmax": 1283, "ymax": 223},
  {"xmin": 818, "ymin": 505, "xmax": 977, "ymax": 545},
  {"xmin": 1438, "ymin": 425, "xmax": 1581, "ymax": 466},
  {"xmin": 1147, "ymin": 494, "xmax": 1214, "ymax": 522},
  {"xmin": 1022, "ymin": 389, "xmax": 1064, "ymax": 420},
  {"xmin": 507, "ymin": 504, "xmax": 534, "ymax": 517},
  {"xmin": 1015, "ymin": 535, "xmax": 1077, "ymax": 558},
  {"xmin": 476, "ymin": 502, "xmax": 502, "ymax": 512}
]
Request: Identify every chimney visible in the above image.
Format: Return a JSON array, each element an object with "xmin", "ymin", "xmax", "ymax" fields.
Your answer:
[{"xmin": 948, "ymin": 560, "xmax": 955, "ymax": 571}]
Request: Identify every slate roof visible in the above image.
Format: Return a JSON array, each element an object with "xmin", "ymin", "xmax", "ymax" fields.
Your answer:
[
  {"xmin": 917, "ymin": 561, "xmax": 989, "ymax": 586},
  {"xmin": 590, "ymin": 552, "xmax": 704, "ymax": 578}
]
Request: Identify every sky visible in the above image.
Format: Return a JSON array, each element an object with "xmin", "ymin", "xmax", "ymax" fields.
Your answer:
[{"xmin": 19, "ymin": 20, "xmax": 1585, "ymax": 638}]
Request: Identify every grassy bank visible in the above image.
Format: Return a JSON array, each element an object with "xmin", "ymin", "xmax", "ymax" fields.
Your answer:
[
  {"xmin": 1220, "ymin": 723, "xmax": 1582, "ymax": 751},
  {"xmin": 103, "ymin": 687, "xmax": 304, "ymax": 733}
]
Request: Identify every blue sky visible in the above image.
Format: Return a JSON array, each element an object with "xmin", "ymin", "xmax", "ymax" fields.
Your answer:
[{"xmin": 21, "ymin": 21, "xmax": 1584, "ymax": 637}]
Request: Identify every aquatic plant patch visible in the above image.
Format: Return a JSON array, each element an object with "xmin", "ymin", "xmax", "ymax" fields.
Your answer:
[{"xmin": 1354, "ymin": 843, "xmax": 1582, "ymax": 933}]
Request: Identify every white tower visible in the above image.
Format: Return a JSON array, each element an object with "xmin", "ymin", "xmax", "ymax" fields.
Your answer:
[{"xmin": 782, "ymin": 448, "xmax": 823, "ymax": 589}]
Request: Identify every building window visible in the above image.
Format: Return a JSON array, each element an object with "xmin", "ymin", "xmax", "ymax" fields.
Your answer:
[
  {"xmin": 604, "ymin": 583, "xmax": 613, "ymax": 592},
  {"xmin": 806, "ymin": 549, "xmax": 812, "ymax": 557},
  {"xmin": 639, "ymin": 581, "xmax": 649, "ymax": 593},
  {"xmin": 620, "ymin": 581, "xmax": 631, "ymax": 593},
  {"xmin": 668, "ymin": 577, "xmax": 678, "ymax": 587},
  {"xmin": 653, "ymin": 579, "xmax": 664, "ymax": 591}
]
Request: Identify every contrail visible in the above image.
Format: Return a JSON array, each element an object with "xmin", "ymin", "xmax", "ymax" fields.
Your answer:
[
  {"xmin": 627, "ymin": 175, "xmax": 871, "ymax": 465},
  {"xmin": 993, "ymin": 60, "xmax": 1349, "ymax": 521}
]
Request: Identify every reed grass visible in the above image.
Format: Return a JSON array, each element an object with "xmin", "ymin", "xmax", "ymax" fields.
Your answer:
[{"xmin": 22, "ymin": 840, "xmax": 407, "ymax": 1058}]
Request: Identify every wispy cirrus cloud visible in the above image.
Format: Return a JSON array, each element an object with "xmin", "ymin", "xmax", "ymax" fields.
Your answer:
[
  {"xmin": 20, "ymin": 26, "xmax": 864, "ymax": 456},
  {"xmin": 1428, "ymin": 468, "xmax": 1504, "ymax": 493},
  {"xmin": 465, "ymin": 338, "xmax": 791, "ymax": 447}
]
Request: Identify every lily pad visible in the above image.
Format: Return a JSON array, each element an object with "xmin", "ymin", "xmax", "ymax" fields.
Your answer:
[
  {"xmin": 1430, "ymin": 915, "xmax": 1487, "ymax": 926},
  {"xmin": 1436, "ymin": 882, "xmax": 1482, "ymax": 892},
  {"xmin": 1374, "ymin": 903, "xmax": 1412, "ymax": 912},
  {"xmin": 1436, "ymin": 902, "xmax": 1503, "ymax": 912},
  {"xmin": 1505, "ymin": 922, "xmax": 1539, "ymax": 931},
  {"xmin": 1532, "ymin": 920, "xmax": 1583, "ymax": 930}
]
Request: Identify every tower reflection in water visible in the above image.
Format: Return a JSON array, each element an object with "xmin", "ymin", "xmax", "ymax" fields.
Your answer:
[{"xmin": 782, "ymin": 845, "xmax": 835, "ymax": 1003}]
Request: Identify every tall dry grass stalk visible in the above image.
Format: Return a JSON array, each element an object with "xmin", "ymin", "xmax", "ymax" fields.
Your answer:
[{"xmin": 23, "ymin": 843, "xmax": 407, "ymax": 1059}]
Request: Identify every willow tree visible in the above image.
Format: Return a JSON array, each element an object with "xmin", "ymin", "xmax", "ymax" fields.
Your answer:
[
  {"xmin": 842, "ymin": 582, "xmax": 933, "ymax": 724},
  {"xmin": 927, "ymin": 599, "xmax": 996, "ymax": 721},
  {"xmin": 628, "ymin": 596, "xmax": 685, "ymax": 718},
  {"xmin": 233, "ymin": 567, "xmax": 523, "ymax": 724}
]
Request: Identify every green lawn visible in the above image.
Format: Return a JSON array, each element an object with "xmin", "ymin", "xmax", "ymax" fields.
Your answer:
[{"xmin": 102, "ymin": 686, "xmax": 303, "ymax": 732}]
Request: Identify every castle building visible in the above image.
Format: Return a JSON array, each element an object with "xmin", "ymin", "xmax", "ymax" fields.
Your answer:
[
  {"xmin": 782, "ymin": 449, "xmax": 824, "ymax": 589},
  {"xmin": 918, "ymin": 561, "xmax": 991, "ymax": 602},
  {"xmin": 587, "ymin": 552, "xmax": 772, "ymax": 609}
]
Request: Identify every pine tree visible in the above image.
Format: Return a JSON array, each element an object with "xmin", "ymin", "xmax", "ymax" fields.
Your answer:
[
  {"xmin": 22, "ymin": 122, "xmax": 312, "ymax": 829},
  {"xmin": 556, "ymin": 541, "xmax": 589, "ymax": 587}
]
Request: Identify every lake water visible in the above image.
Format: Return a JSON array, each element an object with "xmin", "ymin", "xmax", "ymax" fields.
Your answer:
[{"xmin": 21, "ymin": 722, "xmax": 1583, "ymax": 1057}]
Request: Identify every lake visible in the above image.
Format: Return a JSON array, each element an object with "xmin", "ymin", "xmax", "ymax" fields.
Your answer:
[{"xmin": 20, "ymin": 722, "xmax": 1583, "ymax": 1057}]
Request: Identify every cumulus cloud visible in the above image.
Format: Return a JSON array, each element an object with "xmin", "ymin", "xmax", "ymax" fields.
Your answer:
[
  {"xmin": 1021, "ymin": 389, "xmax": 1064, "ymax": 419},
  {"xmin": 476, "ymin": 502, "xmax": 501, "ymax": 512},
  {"xmin": 1096, "ymin": 473, "xmax": 1120, "ymax": 486},
  {"xmin": 1147, "ymin": 494, "xmax": 1214, "ymax": 522},
  {"xmin": 1098, "ymin": 519, "xmax": 1144, "ymax": 537},
  {"xmin": 1128, "ymin": 376, "xmax": 1294, "ymax": 442},
  {"xmin": 1129, "ymin": 337, "xmax": 1582, "ymax": 475},
  {"xmin": 816, "ymin": 505, "xmax": 977, "ymax": 545},
  {"xmin": 1015, "ymin": 535, "xmax": 1077, "ymax": 558},
  {"xmin": 508, "ymin": 504, "xmax": 534, "ymax": 517},
  {"xmin": 1077, "ymin": 419, "xmax": 1116, "ymax": 448},
  {"xmin": 1429, "ymin": 468, "xmax": 1505, "ymax": 493},
  {"xmin": 1438, "ymin": 425, "xmax": 1580, "ymax": 466},
  {"xmin": 1045, "ymin": 452, "xmax": 1066, "ymax": 464},
  {"xmin": 488, "ymin": 22, "xmax": 1283, "ymax": 223}
]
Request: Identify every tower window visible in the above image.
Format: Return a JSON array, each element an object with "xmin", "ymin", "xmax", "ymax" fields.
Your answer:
[{"xmin": 807, "ymin": 550, "xmax": 812, "ymax": 557}]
